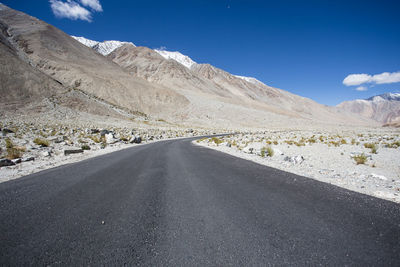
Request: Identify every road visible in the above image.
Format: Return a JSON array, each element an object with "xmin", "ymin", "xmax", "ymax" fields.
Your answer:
[{"xmin": 0, "ymin": 137, "xmax": 399, "ymax": 265}]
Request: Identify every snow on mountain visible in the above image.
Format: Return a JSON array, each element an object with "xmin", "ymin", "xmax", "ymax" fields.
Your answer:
[
  {"xmin": 337, "ymin": 92, "xmax": 400, "ymax": 124},
  {"xmin": 367, "ymin": 93, "xmax": 400, "ymax": 102},
  {"xmin": 234, "ymin": 75, "xmax": 265, "ymax": 86},
  {"xmin": 71, "ymin": 36, "xmax": 99, "ymax": 47},
  {"xmin": 72, "ymin": 36, "xmax": 135, "ymax": 55},
  {"xmin": 154, "ymin": 50, "xmax": 196, "ymax": 69},
  {"xmin": 92, "ymin": 40, "xmax": 135, "ymax": 56}
]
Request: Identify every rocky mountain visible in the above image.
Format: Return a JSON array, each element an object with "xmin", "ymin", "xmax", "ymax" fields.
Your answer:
[
  {"xmin": 337, "ymin": 93, "xmax": 400, "ymax": 126},
  {"xmin": 154, "ymin": 49, "xmax": 197, "ymax": 69},
  {"xmin": 71, "ymin": 36, "xmax": 135, "ymax": 56},
  {"xmin": 0, "ymin": 3, "xmax": 375, "ymax": 129}
]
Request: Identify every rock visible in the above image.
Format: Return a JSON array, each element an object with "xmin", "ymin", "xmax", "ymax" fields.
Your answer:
[
  {"xmin": 91, "ymin": 129, "xmax": 100, "ymax": 134},
  {"xmin": 64, "ymin": 149, "xmax": 84, "ymax": 156},
  {"xmin": 105, "ymin": 133, "xmax": 118, "ymax": 144},
  {"xmin": 49, "ymin": 137, "xmax": 63, "ymax": 143},
  {"xmin": 22, "ymin": 157, "xmax": 35, "ymax": 162},
  {"xmin": 130, "ymin": 136, "xmax": 142, "ymax": 144},
  {"xmin": 284, "ymin": 155, "xmax": 304, "ymax": 164},
  {"xmin": 41, "ymin": 151, "xmax": 51, "ymax": 157},
  {"xmin": 100, "ymin": 129, "xmax": 111, "ymax": 136},
  {"xmin": 243, "ymin": 146, "xmax": 254, "ymax": 154},
  {"xmin": 2, "ymin": 128, "xmax": 14, "ymax": 135},
  {"xmin": 370, "ymin": 173, "xmax": 388, "ymax": 181},
  {"xmin": 0, "ymin": 159, "xmax": 15, "ymax": 167},
  {"xmin": 12, "ymin": 158, "xmax": 22, "ymax": 164}
]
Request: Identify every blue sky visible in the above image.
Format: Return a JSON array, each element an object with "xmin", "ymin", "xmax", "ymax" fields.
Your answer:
[{"xmin": 2, "ymin": 0, "xmax": 400, "ymax": 105}]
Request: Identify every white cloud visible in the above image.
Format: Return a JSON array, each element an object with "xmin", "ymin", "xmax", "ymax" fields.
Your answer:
[
  {"xmin": 372, "ymin": 72, "xmax": 400, "ymax": 84},
  {"xmin": 356, "ymin": 86, "xmax": 367, "ymax": 91},
  {"xmin": 343, "ymin": 71, "xmax": 400, "ymax": 86},
  {"xmin": 50, "ymin": 0, "xmax": 92, "ymax": 21},
  {"xmin": 80, "ymin": 0, "xmax": 102, "ymax": 12},
  {"xmin": 49, "ymin": 0, "xmax": 103, "ymax": 22},
  {"xmin": 343, "ymin": 73, "xmax": 371, "ymax": 86}
]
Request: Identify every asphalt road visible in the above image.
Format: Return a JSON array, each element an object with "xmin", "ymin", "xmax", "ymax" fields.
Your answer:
[{"xmin": 1, "ymin": 137, "xmax": 399, "ymax": 265}]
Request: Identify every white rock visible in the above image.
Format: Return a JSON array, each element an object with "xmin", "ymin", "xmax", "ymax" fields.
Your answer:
[
  {"xmin": 370, "ymin": 173, "xmax": 387, "ymax": 181},
  {"xmin": 41, "ymin": 151, "xmax": 51, "ymax": 157},
  {"xmin": 284, "ymin": 155, "xmax": 304, "ymax": 164},
  {"xmin": 105, "ymin": 133, "xmax": 115, "ymax": 144}
]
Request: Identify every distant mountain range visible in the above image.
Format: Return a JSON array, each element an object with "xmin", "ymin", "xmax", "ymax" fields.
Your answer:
[
  {"xmin": 337, "ymin": 93, "xmax": 400, "ymax": 126},
  {"xmin": 0, "ymin": 3, "xmax": 383, "ymax": 128}
]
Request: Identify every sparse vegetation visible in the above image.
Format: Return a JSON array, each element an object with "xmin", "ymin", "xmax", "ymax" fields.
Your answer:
[
  {"xmin": 5, "ymin": 138, "xmax": 13, "ymax": 149},
  {"xmin": 211, "ymin": 137, "xmax": 223, "ymax": 145},
  {"xmin": 364, "ymin": 143, "xmax": 378, "ymax": 154},
  {"xmin": 119, "ymin": 136, "xmax": 129, "ymax": 142},
  {"xmin": 266, "ymin": 146, "xmax": 274, "ymax": 157},
  {"xmin": 308, "ymin": 138, "xmax": 316, "ymax": 144},
  {"xmin": 81, "ymin": 144, "xmax": 91, "ymax": 150},
  {"xmin": 196, "ymin": 137, "xmax": 207, "ymax": 143},
  {"xmin": 89, "ymin": 135, "xmax": 101, "ymax": 143},
  {"xmin": 353, "ymin": 153, "xmax": 367, "ymax": 165},
  {"xmin": 33, "ymin": 138, "xmax": 50, "ymax": 147},
  {"xmin": 6, "ymin": 147, "xmax": 23, "ymax": 159}
]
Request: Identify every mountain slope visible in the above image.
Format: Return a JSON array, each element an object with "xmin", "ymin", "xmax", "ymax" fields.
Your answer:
[
  {"xmin": 337, "ymin": 93, "xmax": 400, "ymax": 125},
  {"xmin": 108, "ymin": 44, "xmax": 374, "ymax": 126},
  {"xmin": 0, "ymin": 15, "xmax": 130, "ymax": 119},
  {"xmin": 0, "ymin": 4, "xmax": 188, "ymax": 120}
]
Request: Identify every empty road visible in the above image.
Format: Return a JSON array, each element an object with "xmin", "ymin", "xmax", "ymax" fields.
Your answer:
[{"xmin": 1, "ymin": 137, "xmax": 399, "ymax": 265}]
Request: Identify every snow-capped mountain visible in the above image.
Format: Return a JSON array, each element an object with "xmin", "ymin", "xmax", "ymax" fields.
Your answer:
[
  {"xmin": 337, "ymin": 93, "xmax": 400, "ymax": 124},
  {"xmin": 72, "ymin": 36, "xmax": 135, "ymax": 55},
  {"xmin": 154, "ymin": 50, "xmax": 197, "ymax": 69},
  {"xmin": 71, "ymin": 36, "xmax": 99, "ymax": 47},
  {"xmin": 367, "ymin": 93, "xmax": 400, "ymax": 102},
  {"xmin": 234, "ymin": 75, "xmax": 265, "ymax": 86},
  {"xmin": 92, "ymin": 40, "xmax": 135, "ymax": 56}
]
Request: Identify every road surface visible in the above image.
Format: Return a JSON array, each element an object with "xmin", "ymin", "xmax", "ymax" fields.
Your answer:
[{"xmin": 1, "ymin": 137, "xmax": 399, "ymax": 265}]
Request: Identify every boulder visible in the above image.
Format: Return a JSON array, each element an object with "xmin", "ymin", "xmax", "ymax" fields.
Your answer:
[
  {"xmin": 91, "ymin": 129, "xmax": 100, "ymax": 134},
  {"xmin": 105, "ymin": 133, "xmax": 117, "ymax": 144},
  {"xmin": 0, "ymin": 158, "xmax": 15, "ymax": 167},
  {"xmin": 100, "ymin": 129, "xmax": 111, "ymax": 136},
  {"xmin": 12, "ymin": 158, "xmax": 22, "ymax": 164},
  {"xmin": 130, "ymin": 136, "xmax": 142, "ymax": 144},
  {"xmin": 64, "ymin": 149, "xmax": 84, "ymax": 156},
  {"xmin": 2, "ymin": 128, "xmax": 14, "ymax": 134},
  {"xmin": 22, "ymin": 157, "xmax": 35, "ymax": 162}
]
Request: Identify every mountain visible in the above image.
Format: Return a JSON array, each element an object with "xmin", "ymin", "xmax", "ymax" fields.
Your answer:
[
  {"xmin": 367, "ymin": 93, "xmax": 400, "ymax": 102},
  {"xmin": 72, "ymin": 36, "xmax": 135, "ymax": 56},
  {"xmin": 0, "ymin": 3, "xmax": 375, "ymax": 129},
  {"xmin": 337, "ymin": 93, "xmax": 400, "ymax": 125},
  {"xmin": 154, "ymin": 50, "xmax": 197, "ymax": 69},
  {"xmin": 108, "ymin": 44, "xmax": 374, "ymax": 126},
  {"xmin": 0, "ymin": 4, "xmax": 187, "ymax": 121}
]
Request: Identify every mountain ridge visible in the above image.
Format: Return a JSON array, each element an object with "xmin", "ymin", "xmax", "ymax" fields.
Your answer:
[
  {"xmin": 0, "ymin": 3, "xmax": 377, "ymax": 129},
  {"xmin": 337, "ymin": 92, "xmax": 400, "ymax": 125}
]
